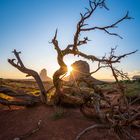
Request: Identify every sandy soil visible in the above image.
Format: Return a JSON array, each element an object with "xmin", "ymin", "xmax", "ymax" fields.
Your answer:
[{"xmin": 0, "ymin": 105, "xmax": 139, "ymax": 140}]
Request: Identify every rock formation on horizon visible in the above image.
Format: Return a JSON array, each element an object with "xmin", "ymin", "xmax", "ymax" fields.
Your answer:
[
  {"xmin": 69, "ymin": 60, "xmax": 105, "ymax": 85},
  {"xmin": 132, "ymin": 75, "xmax": 140, "ymax": 81},
  {"xmin": 69, "ymin": 60, "xmax": 90, "ymax": 81},
  {"xmin": 39, "ymin": 68, "xmax": 52, "ymax": 82}
]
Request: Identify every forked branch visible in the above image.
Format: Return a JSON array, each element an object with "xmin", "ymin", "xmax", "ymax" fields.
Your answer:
[
  {"xmin": 52, "ymin": 30, "xmax": 68, "ymax": 98},
  {"xmin": 81, "ymin": 12, "xmax": 132, "ymax": 39},
  {"xmin": 8, "ymin": 49, "xmax": 47, "ymax": 103},
  {"xmin": 72, "ymin": 0, "xmax": 132, "ymax": 52}
]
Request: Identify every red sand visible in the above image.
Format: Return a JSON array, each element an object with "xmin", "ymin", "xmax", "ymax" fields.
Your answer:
[{"xmin": 0, "ymin": 105, "xmax": 139, "ymax": 140}]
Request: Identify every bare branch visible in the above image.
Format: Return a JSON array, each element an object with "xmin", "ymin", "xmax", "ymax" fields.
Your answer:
[
  {"xmin": 8, "ymin": 50, "xmax": 47, "ymax": 103},
  {"xmin": 75, "ymin": 124, "xmax": 109, "ymax": 140},
  {"xmin": 81, "ymin": 12, "xmax": 132, "ymax": 39},
  {"xmin": 12, "ymin": 50, "xmax": 24, "ymax": 67},
  {"xmin": 72, "ymin": 0, "xmax": 108, "ymax": 52},
  {"xmin": 111, "ymin": 50, "xmax": 138, "ymax": 63},
  {"xmin": 90, "ymin": 62, "xmax": 107, "ymax": 75},
  {"xmin": 52, "ymin": 29, "xmax": 61, "ymax": 54},
  {"xmin": 71, "ymin": 0, "xmax": 132, "ymax": 53}
]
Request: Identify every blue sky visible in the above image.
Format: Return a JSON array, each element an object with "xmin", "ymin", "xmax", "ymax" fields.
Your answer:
[{"xmin": 0, "ymin": 0, "xmax": 140, "ymax": 79}]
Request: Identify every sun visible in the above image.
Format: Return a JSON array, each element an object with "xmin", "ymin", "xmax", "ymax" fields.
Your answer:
[
  {"xmin": 67, "ymin": 64, "xmax": 73, "ymax": 75},
  {"xmin": 65, "ymin": 60, "xmax": 74, "ymax": 76}
]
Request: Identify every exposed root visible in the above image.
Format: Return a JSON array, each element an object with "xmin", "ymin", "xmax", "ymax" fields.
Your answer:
[
  {"xmin": 0, "ymin": 97, "xmax": 39, "ymax": 107},
  {"xmin": 130, "ymin": 96, "xmax": 140, "ymax": 105},
  {"xmin": 75, "ymin": 124, "xmax": 109, "ymax": 140},
  {"xmin": 0, "ymin": 86, "xmax": 41, "ymax": 107},
  {"xmin": 13, "ymin": 120, "xmax": 42, "ymax": 140},
  {"xmin": 122, "ymin": 129, "xmax": 137, "ymax": 140}
]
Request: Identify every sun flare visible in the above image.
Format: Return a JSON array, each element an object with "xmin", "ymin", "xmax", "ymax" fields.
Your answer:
[
  {"xmin": 67, "ymin": 65, "xmax": 73, "ymax": 75},
  {"xmin": 67, "ymin": 65, "xmax": 73, "ymax": 74}
]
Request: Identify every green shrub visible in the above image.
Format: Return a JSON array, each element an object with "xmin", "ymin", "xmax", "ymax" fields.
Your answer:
[{"xmin": 51, "ymin": 107, "xmax": 66, "ymax": 120}]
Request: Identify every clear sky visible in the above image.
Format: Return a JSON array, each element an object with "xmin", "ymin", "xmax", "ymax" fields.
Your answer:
[{"xmin": 0, "ymin": 0, "xmax": 140, "ymax": 80}]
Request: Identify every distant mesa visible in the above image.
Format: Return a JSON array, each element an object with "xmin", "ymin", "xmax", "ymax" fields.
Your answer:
[
  {"xmin": 40, "ymin": 68, "xmax": 52, "ymax": 82},
  {"xmin": 68, "ymin": 60, "xmax": 105, "ymax": 85},
  {"xmin": 132, "ymin": 75, "xmax": 140, "ymax": 81},
  {"xmin": 69, "ymin": 60, "xmax": 90, "ymax": 81}
]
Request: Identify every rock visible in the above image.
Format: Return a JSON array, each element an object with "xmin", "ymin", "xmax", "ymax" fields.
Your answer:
[
  {"xmin": 39, "ymin": 68, "xmax": 52, "ymax": 81},
  {"xmin": 69, "ymin": 60, "xmax": 90, "ymax": 81},
  {"xmin": 69, "ymin": 60, "xmax": 105, "ymax": 85},
  {"xmin": 40, "ymin": 69, "xmax": 47, "ymax": 81},
  {"xmin": 132, "ymin": 75, "xmax": 140, "ymax": 82}
]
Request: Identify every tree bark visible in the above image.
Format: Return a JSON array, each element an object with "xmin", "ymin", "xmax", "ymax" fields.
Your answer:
[{"xmin": 0, "ymin": 86, "xmax": 41, "ymax": 107}]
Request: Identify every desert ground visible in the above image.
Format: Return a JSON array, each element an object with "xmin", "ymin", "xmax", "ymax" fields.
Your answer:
[{"xmin": 0, "ymin": 79, "xmax": 140, "ymax": 140}]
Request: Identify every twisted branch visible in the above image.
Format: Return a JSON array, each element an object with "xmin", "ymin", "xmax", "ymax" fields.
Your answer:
[{"xmin": 8, "ymin": 49, "xmax": 47, "ymax": 103}]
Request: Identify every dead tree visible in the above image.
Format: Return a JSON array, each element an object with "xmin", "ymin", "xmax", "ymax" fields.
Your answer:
[
  {"xmin": 1, "ymin": 1, "xmax": 139, "ymax": 137},
  {"xmin": 50, "ymin": 0, "xmax": 136, "ymax": 103},
  {"xmin": 48, "ymin": 0, "xmax": 139, "ymax": 139},
  {"xmin": 0, "ymin": 0, "xmax": 139, "ymax": 139},
  {"xmin": 0, "ymin": 1, "xmax": 139, "ymax": 139},
  {"xmin": 2, "ymin": 0, "xmax": 136, "ymax": 105},
  {"xmin": 8, "ymin": 49, "xmax": 47, "ymax": 103}
]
